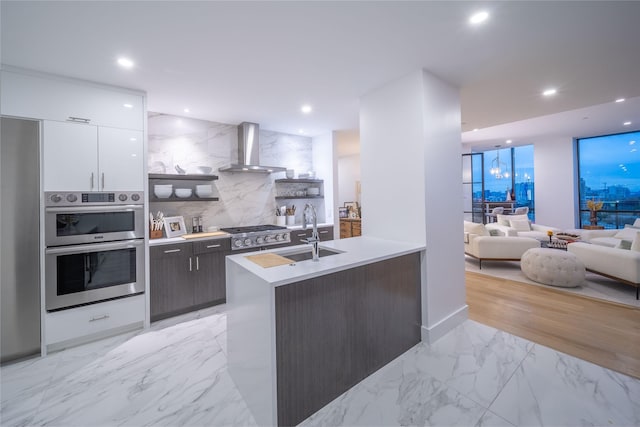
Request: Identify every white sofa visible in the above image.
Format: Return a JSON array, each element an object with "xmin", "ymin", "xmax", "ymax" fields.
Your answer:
[
  {"xmin": 464, "ymin": 221, "xmax": 540, "ymax": 269},
  {"xmin": 485, "ymin": 214, "xmax": 562, "ymax": 240},
  {"xmin": 567, "ymin": 241, "xmax": 640, "ymax": 299},
  {"xmin": 566, "ymin": 219, "xmax": 640, "ymax": 248}
]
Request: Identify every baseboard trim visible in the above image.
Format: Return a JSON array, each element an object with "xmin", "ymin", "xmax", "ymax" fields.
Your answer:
[{"xmin": 421, "ymin": 305, "xmax": 468, "ymax": 344}]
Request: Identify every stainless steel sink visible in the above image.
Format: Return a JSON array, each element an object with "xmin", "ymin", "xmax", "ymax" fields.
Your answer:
[{"xmin": 281, "ymin": 248, "xmax": 342, "ymax": 262}]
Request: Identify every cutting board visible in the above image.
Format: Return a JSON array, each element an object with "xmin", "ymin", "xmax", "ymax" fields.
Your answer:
[
  {"xmin": 245, "ymin": 253, "xmax": 293, "ymax": 268},
  {"xmin": 181, "ymin": 231, "xmax": 228, "ymax": 239}
]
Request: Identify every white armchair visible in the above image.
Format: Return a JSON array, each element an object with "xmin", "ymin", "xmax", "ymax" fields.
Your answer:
[{"xmin": 464, "ymin": 221, "xmax": 540, "ymax": 269}]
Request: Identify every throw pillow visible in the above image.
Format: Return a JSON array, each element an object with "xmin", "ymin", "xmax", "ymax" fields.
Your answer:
[
  {"xmin": 613, "ymin": 227, "xmax": 638, "ymax": 240},
  {"xmin": 465, "ymin": 221, "xmax": 489, "ymax": 236},
  {"xmin": 616, "ymin": 240, "xmax": 632, "ymax": 250},
  {"xmin": 631, "ymin": 231, "xmax": 640, "ymax": 252},
  {"xmin": 509, "ymin": 219, "xmax": 531, "ymax": 231},
  {"xmin": 633, "ymin": 218, "xmax": 640, "ymax": 228},
  {"xmin": 497, "ymin": 214, "xmax": 529, "ymax": 226},
  {"xmin": 489, "ymin": 229, "xmax": 500, "ymax": 236}
]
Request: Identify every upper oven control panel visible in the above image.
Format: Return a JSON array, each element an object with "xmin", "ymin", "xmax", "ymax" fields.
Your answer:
[{"xmin": 45, "ymin": 191, "xmax": 144, "ymax": 206}]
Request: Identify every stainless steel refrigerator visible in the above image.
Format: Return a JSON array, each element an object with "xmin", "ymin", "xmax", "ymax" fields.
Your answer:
[{"xmin": 1, "ymin": 116, "xmax": 41, "ymax": 363}]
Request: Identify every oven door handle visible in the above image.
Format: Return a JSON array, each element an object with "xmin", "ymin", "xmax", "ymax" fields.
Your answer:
[
  {"xmin": 45, "ymin": 204, "xmax": 143, "ymax": 214},
  {"xmin": 45, "ymin": 239, "xmax": 143, "ymax": 255}
]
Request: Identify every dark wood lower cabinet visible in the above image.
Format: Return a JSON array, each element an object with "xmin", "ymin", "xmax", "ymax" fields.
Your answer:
[
  {"xmin": 274, "ymin": 253, "xmax": 421, "ymax": 427},
  {"xmin": 150, "ymin": 238, "xmax": 230, "ymax": 321}
]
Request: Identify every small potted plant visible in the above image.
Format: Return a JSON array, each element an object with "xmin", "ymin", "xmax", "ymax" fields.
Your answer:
[{"xmin": 586, "ymin": 200, "xmax": 603, "ymax": 226}]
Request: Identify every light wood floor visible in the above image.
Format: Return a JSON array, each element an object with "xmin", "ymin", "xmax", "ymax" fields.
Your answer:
[{"xmin": 466, "ymin": 271, "xmax": 640, "ymax": 379}]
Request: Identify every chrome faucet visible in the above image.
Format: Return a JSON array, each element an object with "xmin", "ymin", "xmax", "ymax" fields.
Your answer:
[{"xmin": 302, "ymin": 203, "xmax": 320, "ymax": 261}]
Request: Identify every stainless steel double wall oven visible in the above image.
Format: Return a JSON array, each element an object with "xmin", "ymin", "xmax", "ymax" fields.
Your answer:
[{"xmin": 44, "ymin": 191, "xmax": 145, "ymax": 311}]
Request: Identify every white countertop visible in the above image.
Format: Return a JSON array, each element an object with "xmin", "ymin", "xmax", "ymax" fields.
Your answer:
[
  {"xmin": 226, "ymin": 236, "xmax": 425, "ymax": 287},
  {"xmin": 148, "ymin": 233, "xmax": 230, "ymax": 246}
]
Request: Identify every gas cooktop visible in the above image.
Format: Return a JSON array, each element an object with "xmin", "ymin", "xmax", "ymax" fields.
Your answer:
[
  {"xmin": 220, "ymin": 225, "xmax": 288, "ymax": 234},
  {"xmin": 220, "ymin": 225, "xmax": 291, "ymax": 250}
]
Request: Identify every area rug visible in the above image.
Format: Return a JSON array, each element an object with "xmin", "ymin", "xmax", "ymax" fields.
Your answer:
[{"xmin": 465, "ymin": 257, "xmax": 640, "ymax": 309}]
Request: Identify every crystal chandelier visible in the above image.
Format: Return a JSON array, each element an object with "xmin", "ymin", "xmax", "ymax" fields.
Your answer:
[{"xmin": 489, "ymin": 145, "xmax": 509, "ymax": 179}]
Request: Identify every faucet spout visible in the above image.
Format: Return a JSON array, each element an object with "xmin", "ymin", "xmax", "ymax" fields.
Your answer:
[{"xmin": 302, "ymin": 203, "xmax": 320, "ymax": 261}]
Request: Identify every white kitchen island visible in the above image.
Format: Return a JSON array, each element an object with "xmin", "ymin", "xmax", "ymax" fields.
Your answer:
[{"xmin": 226, "ymin": 236, "xmax": 425, "ymax": 426}]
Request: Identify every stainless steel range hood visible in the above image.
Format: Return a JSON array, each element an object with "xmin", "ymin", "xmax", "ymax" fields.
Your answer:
[{"xmin": 219, "ymin": 122, "xmax": 286, "ymax": 173}]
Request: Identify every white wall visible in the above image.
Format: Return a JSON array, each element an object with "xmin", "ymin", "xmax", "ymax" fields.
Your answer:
[
  {"xmin": 337, "ymin": 154, "xmax": 360, "ymax": 205},
  {"xmin": 312, "ymin": 132, "xmax": 336, "ymax": 225},
  {"xmin": 532, "ymin": 136, "xmax": 577, "ymax": 229},
  {"xmin": 360, "ymin": 69, "xmax": 467, "ymax": 344}
]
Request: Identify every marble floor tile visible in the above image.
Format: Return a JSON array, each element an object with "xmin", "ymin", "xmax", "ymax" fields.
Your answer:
[
  {"xmin": 411, "ymin": 319, "xmax": 533, "ymax": 407},
  {"xmin": 3, "ymin": 307, "xmax": 639, "ymax": 427},
  {"xmin": 300, "ymin": 346, "xmax": 487, "ymax": 426},
  {"xmin": 489, "ymin": 343, "xmax": 640, "ymax": 426}
]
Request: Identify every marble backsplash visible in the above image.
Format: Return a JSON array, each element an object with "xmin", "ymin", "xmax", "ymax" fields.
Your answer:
[{"xmin": 148, "ymin": 112, "xmax": 325, "ymax": 229}]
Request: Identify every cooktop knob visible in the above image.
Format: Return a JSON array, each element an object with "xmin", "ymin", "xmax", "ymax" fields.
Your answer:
[
  {"xmin": 234, "ymin": 239, "xmax": 243, "ymax": 247},
  {"xmin": 66, "ymin": 193, "xmax": 78, "ymax": 203},
  {"xmin": 130, "ymin": 193, "xmax": 140, "ymax": 201},
  {"xmin": 118, "ymin": 194, "xmax": 128, "ymax": 202},
  {"xmin": 51, "ymin": 194, "xmax": 62, "ymax": 203},
  {"xmin": 265, "ymin": 235, "xmax": 274, "ymax": 243},
  {"xmin": 256, "ymin": 236, "xmax": 265, "ymax": 244},
  {"xmin": 276, "ymin": 234, "xmax": 283, "ymax": 241},
  {"xmin": 244, "ymin": 238, "xmax": 252, "ymax": 246}
]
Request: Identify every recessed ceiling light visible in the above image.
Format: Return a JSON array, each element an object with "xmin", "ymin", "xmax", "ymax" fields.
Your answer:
[
  {"xmin": 184, "ymin": 108, "xmax": 190, "ymax": 113},
  {"xmin": 469, "ymin": 11, "xmax": 489, "ymax": 25},
  {"xmin": 129, "ymin": 137, "xmax": 137, "ymax": 141},
  {"xmin": 298, "ymin": 129, "xmax": 306, "ymax": 134},
  {"xmin": 615, "ymin": 98, "xmax": 625, "ymax": 103},
  {"xmin": 301, "ymin": 104, "xmax": 312, "ymax": 114},
  {"xmin": 623, "ymin": 121, "xmax": 632, "ymax": 126},
  {"xmin": 473, "ymin": 128, "xmax": 479, "ymax": 132},
  {"xmin": 117, "ymin": 57, "xmax": 134, "ymax": 69},
  {"xmin": 123, "ymin": 103, "xmax": 133, "ymax": 109},
  {"xmin": 542, "ymin": 88, "xmax": 557, "ymax": 97},
  {"xmin": 506, "ymin": 140, "xmax": 512, "ymax": 144}
]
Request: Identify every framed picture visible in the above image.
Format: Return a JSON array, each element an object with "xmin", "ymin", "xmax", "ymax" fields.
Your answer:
[
  {"xmin": 344, "ymin": 202, "xmax": 359, "ymax": 218},
  {"xmin": 338, "ymin": 207, "xmax": 348, "ymax": 218},
  {"xmin": 164, "ymin": 216, "xmax": 187, "ymax": 238}
]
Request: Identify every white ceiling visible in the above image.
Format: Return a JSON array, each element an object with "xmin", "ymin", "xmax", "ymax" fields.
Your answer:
[{"xmin": 2, "ymin": 1, "xmax": 639, "ymax": 146}]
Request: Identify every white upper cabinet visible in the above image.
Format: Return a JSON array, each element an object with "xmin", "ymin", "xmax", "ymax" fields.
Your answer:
[
  {"xmin": 1, "ymin": 70, "xmax": 144, "ymax": 131},
  {"xmin": 98, "ymin": 127, "xmax": 144, "ymax": 191},
  {"xmin": 43, "ymin": 121, "xmax": 144, "ymax": 191},
  {"xmin": 43, "ymin": 121, "xmax": 99, "ymax": 191}
]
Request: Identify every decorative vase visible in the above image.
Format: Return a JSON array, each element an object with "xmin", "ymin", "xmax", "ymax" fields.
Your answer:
[{"xmin": 589, "ymin": 210, "xmax": 598, "ymax": 226}]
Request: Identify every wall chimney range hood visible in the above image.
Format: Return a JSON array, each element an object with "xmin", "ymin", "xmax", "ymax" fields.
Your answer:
[{"xmin": 219, "ymin": 122, "xmax": 286, "ymax": 173}]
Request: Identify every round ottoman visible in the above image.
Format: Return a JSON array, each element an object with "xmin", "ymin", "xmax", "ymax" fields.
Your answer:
[{"xmin": 520, "ymin": 248, "xmax": 585, "ymax": 288}]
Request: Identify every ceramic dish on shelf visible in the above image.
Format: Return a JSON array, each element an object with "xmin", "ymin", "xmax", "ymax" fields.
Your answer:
[
  {"xmin": 154, "ymin": 184, "xmax": 173, "ymax": 198},
  {"xmin": 195, "ymin": 184, "xmax": 213, "ymax": 198},
  {"xmin": 196, "ymin": 166, "xmax": 213, "ymax": 174},
  {"xmin": 175, "ymin": 188, "xmax": 192, "ymax": 198}
]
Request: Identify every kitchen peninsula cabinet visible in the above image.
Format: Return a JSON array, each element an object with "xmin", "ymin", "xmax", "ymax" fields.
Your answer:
[
  {"xmin": 340, "ymin": 218, "xmax": 361, "ymax": 238},
  {"xmin": 150, "ymin": 238, "xmax": 230, "ymax": 321}
]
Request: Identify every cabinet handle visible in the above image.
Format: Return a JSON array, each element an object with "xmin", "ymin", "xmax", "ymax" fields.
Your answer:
[
  {"xmin": 90, "ymin": 172, "xmax": 94, "ymax": 190},
  {"xmin": 320, "ymin": 230, "xmax": 329, "ymax": 234},
  {"xmin": 296, "ymin": 233, "xmax": 307, "ymax": 237},
  {"xmin": 189, "ymin": 257, "xmax": 192, "ymax": 272},
  {"xmin": 196, "ymin": 256, "xmax": 200, "ymax": 271},
  {"xmin": 206, "ymin": 244, "xmax": 221, "ymax": 248},
  {"xmin": 101, "ymin": 173, "xmax": 105, "ymax": 190},
  {"xmin": 89, "ymin": 314, "xmax": 109, "ymax": 322},
  {"xmin": 67, "ymin": 116, "xmax": 91, "ymax": 123},
  {"xmin": 164, "ymin": 249, "xmax": 181, "ymax": 254}
]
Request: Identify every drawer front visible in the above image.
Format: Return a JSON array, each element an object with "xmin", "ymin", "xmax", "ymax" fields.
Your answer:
[
  {"xmin": 318, "ymin": 226, "xmax": 334, "ymax": 241},
  {"xmin": 46, "ymin": 294, "xmax": 145, "ymax": 345},
  {"xmin": 292, "ymin": 229, "xmax": 312, "ymax": 243},
  {"xmin": 150, "ymin": 243, "xmax": 190, "ymax": 259},
  {"xmin": 192, "ymin": 238, "xmax": 231, "ymax": 254}
]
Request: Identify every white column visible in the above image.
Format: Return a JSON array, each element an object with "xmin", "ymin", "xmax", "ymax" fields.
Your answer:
[{"xmin": 360, "ymin": 69, "xmax": 467, "ymax": 343}]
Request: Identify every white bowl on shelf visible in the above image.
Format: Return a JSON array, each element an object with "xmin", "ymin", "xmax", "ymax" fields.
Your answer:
[
  {"xmin": 196, "ymin": 184, "xmax": 213, "ymax": 198},
  {"xmin": 196, "ymin": 166, "xmax": 213, "ymax": 174},
  {"xmin": 175, "ymin": 188, "xmax": 192, "ymax": 198},
  {"xmin": 154, "ymin": 185, "xmax": 173, "ymax": 198}
]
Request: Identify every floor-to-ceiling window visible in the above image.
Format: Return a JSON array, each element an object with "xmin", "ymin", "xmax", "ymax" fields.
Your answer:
[
  {"xmin": 463, "ymin": 145, "xmax": 535, "ymax": 223},
  {"xmin": 577, "ymin": 130, "xmax": 640, "ymax": 228}
]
